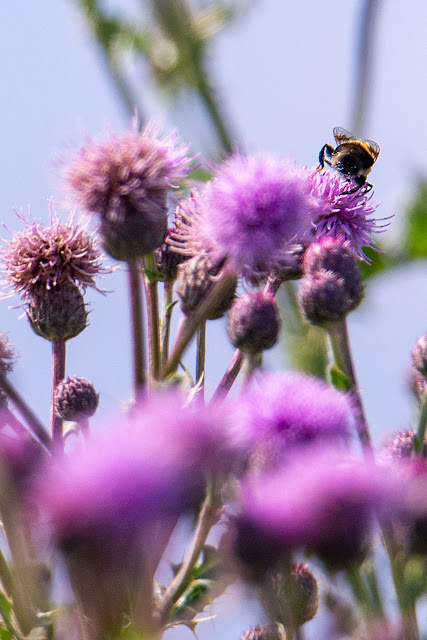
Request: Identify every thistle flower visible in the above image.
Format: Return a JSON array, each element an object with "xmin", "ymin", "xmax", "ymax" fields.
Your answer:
[
  {"xmin": 232, "ymin": 372, "xmax": 354, "ymax": 463},
  {"xmin": 1, "ymin": 211, "xmax": 106, "ymax": 303},
  {"xmin": 66, "ymin": 120, "xmax": 193, "ymax": 261},
  {"xmin": 311, "ymin": 169, "xmax": 385, "ymax": 261},
  {"xmin": 170, "ymin": 155, "xmax": 315, "ymax": 282},
  {"xmin": 235, "ymin": 449, "xmax": 399, "ymax": 572}
]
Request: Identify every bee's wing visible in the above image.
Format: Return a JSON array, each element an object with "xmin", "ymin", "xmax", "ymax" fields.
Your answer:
[
  {"xmin": 333, "ymin": 126, "xmax": 356, "ymax": 145},
  {"xmin": 364, "ymin": 139, "xmax": 380, "ymax": 161}
]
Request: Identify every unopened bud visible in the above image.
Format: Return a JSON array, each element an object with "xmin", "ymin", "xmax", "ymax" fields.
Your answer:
[
  {"xmin": 299, "ymin": 270, "xmax": 360, "ymax": 325},
  {"xmin": 262, "ymin": 563, "xmax": 319, "ymax": 628},
  {"xmin": 54, "ymin": 377, "xmax": 99, "ymax": 421},
  {"xmin": 27, "ymin": 283, "xmax": 88, "ymax": 342},
  {"xmin": 227, "ymin": 293, "xmax": 280, "ymax": 353},
  {"xmin": 156, "ymin": 229, "xmax": 188, "ymax": 282},
  {"xmin": 176, "ymin": 255, "xmax": 237, "ymax": 320}
]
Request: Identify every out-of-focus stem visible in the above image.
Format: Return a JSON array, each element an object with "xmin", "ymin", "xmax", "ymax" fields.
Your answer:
[
  {"xmin": 128, "ymin": 260, "xmax": 146, "ymax": 400},
  {"xmin": 161, "ymin": 281, "xmax": 174, "ymax": 366},
  {"xmin": 157, "ymin": 481, "xmax": 222, "ymax": 624},
  {"xmin": 0, "ymin": 373, "xmax": 50, "ymax": 450},
  {"xmin": 161, "ymin": 269, "xmax": 236, "ymax": 379},
  {"xmin": 143, "ymin": 254, "xmax": 161, "ymax": 381},
  {"xmin": 346, "ymin": 565, "xmax": 377, "ymax": 621},
  {"xmin": 325, "ymin": 319, "xmax": 373, "ymax": 454},
  {"xmin": 413, "ymin": 391, "xmax": 427, "ymax": 454},
  {"xmin": 51, "ymin": 341, "xmax": 66, "ymax": 447},
  {"xmin": 194, "ymin": 66, "xmax": 234, "ymax": 154},
  {"xmin": 195, "ymin": 321, "xmax": 206, "ymax": 399},
  {"xmin": 242, "ymin": 352, "xmax": 262, "ymax": 385},
  {"xmin": 352, "ymin": 0, "xmax": 383, "ymax": 136}
]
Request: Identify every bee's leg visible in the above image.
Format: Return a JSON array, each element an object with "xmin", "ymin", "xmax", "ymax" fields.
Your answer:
[
  {"xmin": 317, "ymin": 144, "xmax": 334, "ymax": 170},
  {"xmin": 363, "ymin": 182, "xmax": 373, "ymax": 193}
]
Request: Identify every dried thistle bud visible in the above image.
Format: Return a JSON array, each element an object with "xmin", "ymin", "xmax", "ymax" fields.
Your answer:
[
  {"xmin": 155, "ymin": 228, "xmax": 188, "ymax": 282},
  {"xmin": 262, "ymin": 563, "xmax": 319, "ymax": 628},
  {"xmin": 54, "ymin": 377, "xmax": 99, "ymax": 421},
  {"xmin": 176, "ymin": 255, "xmax": 237, "ymax": 320},
  {"xmin": 27, "ymin": 282, "xmax": 88, "ymax": 342},
  {"xmin": 240, "ymin": 623, "xmax": 286, "ymax": 640},
  {"xmin": 227, "ymin": 292, "xmax": 280, "ymax": 353},
  {"xmin": 412, "ymin": 333, "xmax": 427, "ymax": 378}
]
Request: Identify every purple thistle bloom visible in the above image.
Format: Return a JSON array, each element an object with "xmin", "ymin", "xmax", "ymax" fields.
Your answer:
[
  {"xmin": 231, "ymin": 372, "xmax": 354, "ymax": 462},
  {"xmin": 311, "ymin": 169, "xmax": 387, "ymax": 261},
  {"xmin": 1, "ymin": 209, "xmax": 108, "ymax": 302},
  {"xmin": 171, "ymin": 155, "xmax": 315, "ymax": 281},
  {"xmin": 66, "ymin": 120, "xmax": 193, "ymax": 260},
  {"xmin": 235, "ymin": 448, "xmax": 400, "ymax": 571}
]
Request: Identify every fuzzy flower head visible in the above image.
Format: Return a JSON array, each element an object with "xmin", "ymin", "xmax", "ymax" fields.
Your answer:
[
  {"xmin": 311, "ymin": 169, "xmax": 386, "ymax": 261},
  {"xmin": 231, "ymin": 372, "xmax": 354, "ymax": 465},
  {"xmin": 172, "ymin": 155, "xmax": 315, "ymax": 282},
  {"xmin": 1, "ymin": 210, "xmax": 107, "ymax": 303},
  {"xmin": 235, "ymin": 449, "xmax": 400, "ymax": 572},
  {"xmin": 66, "ymin": 120, "xmax": 193, "ymax": 260}
]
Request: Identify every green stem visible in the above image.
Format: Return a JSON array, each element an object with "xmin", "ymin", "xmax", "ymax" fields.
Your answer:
[
  {"xmin": 0, "ymin": 373, "xmax": 50, "ymax": 450},
  {"xmin": 143, "ymin": 254, "xmax": 161, "ymax": 381},
  {"xmin": 128, "ymin": 259, "xmax": 147, "ymax": 400},
  {"xmin": 194, "ymin": 64, "xmax": 235, "ymax": 154},
  {"xmin": 157, "ymin": 482, "xmax": 222, "ymax": 624},
  {"xmin": 413, "ymin": 391, "xmax": 427, "ymax": 454},
  {"xmin": 161, "ymin": 281, "xmax": 174, "ymax": 367},
  {"xmin": 161, "ymin": 268, "xmax": 236, "ymax": 379},
  {"xmin": 346, "ymin": 564, "xmax": 377, "ymax": 621},
  {"xmin": 195, "ymin": 321, "xmax": 206, "ymax": 399},
  {"xmin": 325, "ymin": 318, "xmax": 373, "ymax": 454},
  {"xmin": 365, "ymin": 561, "xmax": 385, "ymax": 620},
  {"xmin": 51, "ymin": 341, "xmax": 66, "ymax": 448}
]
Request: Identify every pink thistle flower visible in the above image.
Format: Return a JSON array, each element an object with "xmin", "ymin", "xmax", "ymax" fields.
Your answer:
[
  {"xmin": 170, "ymin": 155, "xmax": 315, "ymax": 282},
  {"xmin": 65, "ymin": 120, "xmax": 193, "ymax": 260},
  {"xmin": 1, "ymin": 209, "xmax": 108, "ymax": 303},
  {"xmin": 311, "ymin": 169, "xmax": 387, "ymax": 261}
]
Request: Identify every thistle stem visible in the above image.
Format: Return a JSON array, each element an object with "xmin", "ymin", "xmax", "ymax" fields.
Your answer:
[
  {"xmin": 157, "ymin": 482, "xmax": 222, "ymax": 624},
  {"xmin": 346, "ymin": 565, "xmax": 378, "ymax": 621},
  {"xmin": 413, "ymin": 390, "xmax": 427, "ymax": 454},
  {"xmin": 161, "ymin": 281, "xmax": 174, "ymax": 366},
  {"xmin": 51, "ymin": 341, "xmax": 66, "ymax": 447},
  {"xmin": 211, "ymin": 349, "xmax": 244, "ymax": 402},
  {"xmin": 195, "ymin": 321, "xmax": 206, "ymax": 399},
  {"xmin": 0, "ymin": 373, "xmax": 50, "ymax": 450},
  {"xmin": 325, "ymin": 318, "xmax": 373, "ymax": 454},
  {"xmin": 128, "ymin": 259, "xmax": 146, "ymax": 400},
  {"xmin": 242, "ymin": 352, "xmax": 262, "ymax": 385},
  {"xmin": 143, "ymin": 254, "xmax": 161, "ymax": 381},
  {"xmin": 161, "ymin": 269, "xmax": 236, "ymax": 379}
]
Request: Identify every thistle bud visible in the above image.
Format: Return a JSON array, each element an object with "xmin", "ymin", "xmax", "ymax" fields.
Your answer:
[
  {"xmin": 0, "ymin": 334, "xmax": 15, "ymax": 407},
  {"xmin": 261, "ymin": 563, "xmax": 319, "ymax": 628},
  {"xmin": 227, "ymin": 293, "xmax": 280, "ymax": 354},
  {"xmin": 240, "ymin": 624, "xmax": 286, "ymax": 640},
  {"xmin": 27, "ymin": 282, "xmax": 88, "ymax": 342},
  {"xmin": 176, "ymin": 255, "xmax": 237, "ymax": 320},
  {"xmin": 412, "ymin": 333, "xmax": 427, "ymax": 378},
  {"xmin": 155, "ymin": 229, "xmax": 188, "ymax": 282},
  {"xmin": 304, "ymin": 236, "xmax": 360, "ymax": 285},
  {"xmin": 54, "ymin": 377, "xmax": 99, "ymax": 422},
  {"xmin": 299, "ymin": 270, "xmax": 357, "ymax": 325}
]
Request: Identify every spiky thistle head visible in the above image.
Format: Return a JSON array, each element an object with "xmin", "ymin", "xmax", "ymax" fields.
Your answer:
[{"xmin": 1, "ymin": 209, "xmax": 108, "ymax": 303}]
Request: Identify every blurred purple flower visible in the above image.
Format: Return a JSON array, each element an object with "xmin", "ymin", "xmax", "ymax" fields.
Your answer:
[
  {"xmin": 235, "ymin": 449, "xmax": 400, "ymax": 571},
  {"xmin": 311, "ymin": 169, "xmax": 387, "ymax": 261},
  {"xmin": 231, "ymin": 372, "xmax": 354, "ymax": 464},
  {"xmin": 172, "ymin": 155, "xmax": 315, "ymax": 282}
]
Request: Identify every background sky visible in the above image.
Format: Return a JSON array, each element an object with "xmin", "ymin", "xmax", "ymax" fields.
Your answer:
[{"xmin": 1, "ymin": 1, "xmax": 427, "ymax": 637}]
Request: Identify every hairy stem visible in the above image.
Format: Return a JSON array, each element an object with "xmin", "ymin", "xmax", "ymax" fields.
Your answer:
[
  {"xmin": 51, "ymin": 341, "xmax": 66, "ymax": 447},
  {"xmin": 128, "ymin": 260, "xmax": 146, "ymax": 400},
  {"xmin": 211, "ymin": 349, "xmax": 244, "ymax": 402},
  {"xmin": 325, "ymin": 319, "xmax": 373, "ymax": 454},
  {"xmin": 195, "ymin": 321, "xmax": 206, "ymax": 399},
  {"xmin": 143, "ymin": 254, "xmax": 161, "ymax": 381},
  {"xmin": 161, "ymin": 281, "xmax": 174, "ymax": 367}
]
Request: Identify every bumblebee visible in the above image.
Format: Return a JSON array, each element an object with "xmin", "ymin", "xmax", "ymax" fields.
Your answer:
[{"xmin": 318, "ymin": 126, "xmax": 380, "ymax": 193}]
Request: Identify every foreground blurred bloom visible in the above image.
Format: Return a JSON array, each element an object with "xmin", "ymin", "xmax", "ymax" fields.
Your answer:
[
  {"xmin": 171, "ymin": 155, "xmax": 315, "ymax": 282},
  {"xmin": 311, "ymin": 169, "xmax": 384, "ymax": 261},
  {"xmin": 234, "ymin": 449, "xmax": 399, "ymax": 573},
  {"xmin": 66, "ymin": 121, "xmax": 192, "ymax": 261},
  {"xmin": 38, "ymin": 390, "xmax": 235, "ymax": 635},
  {"xmin": 232, "ymin": 372, "xmax": 354, "ymax": 467}
]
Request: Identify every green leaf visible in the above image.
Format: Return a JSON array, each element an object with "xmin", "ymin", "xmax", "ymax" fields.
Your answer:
[
  {"xmin": 141, "ymin": 268, "xmax": 159, "ymax": 284},
  {"xmin": 0, "ymin": 629, "xmax": 12, "ymax": 640}
]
